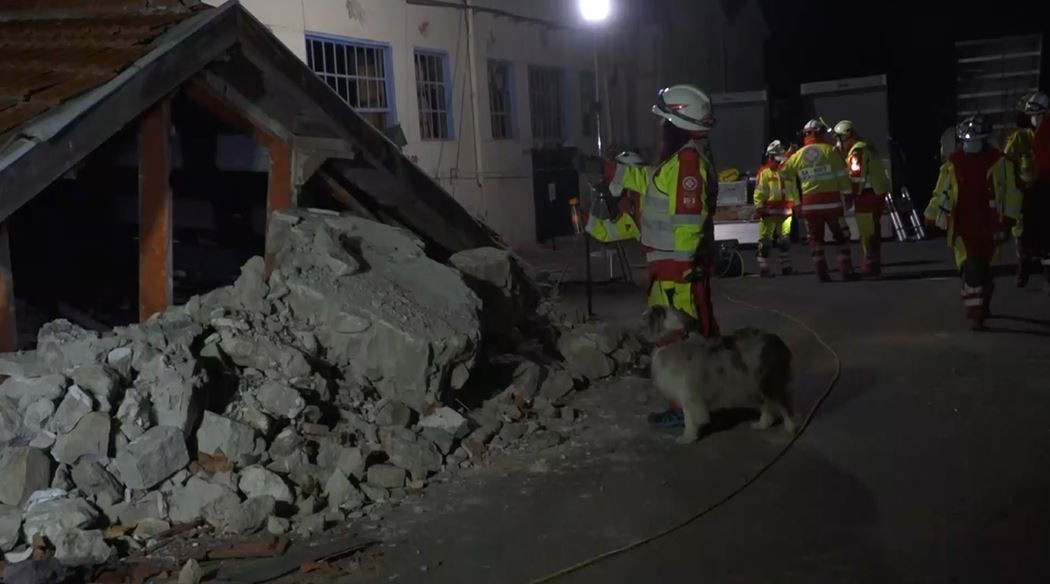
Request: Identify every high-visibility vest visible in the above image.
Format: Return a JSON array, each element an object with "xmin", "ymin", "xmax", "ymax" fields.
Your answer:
[
  {"xmin": 924, "ymin": 148, "xmax": 1021, "ymax": 242},
  {"xmin": 753, "ymin": 162, "xmax": 799, "ymax": 217},
  {"xmin": 846, "ymin": 141, "xmax": 891, "ymax": 195},
  {"xmin": 1003, "ymin": 128, "xmax": 1035, "ymax": 187},
  {"xmin": 783, "ymin": 141, "xmax": 852, "ymax": 213},
  {"xmin": 608, "ymin": 140, "xmax": 713, "ymax": 265}
]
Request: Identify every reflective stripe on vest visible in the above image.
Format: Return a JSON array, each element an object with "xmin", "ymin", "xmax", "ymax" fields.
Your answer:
[{"xmin": 641, "ymin": 183, "xmax": 675, "ymax": 250}]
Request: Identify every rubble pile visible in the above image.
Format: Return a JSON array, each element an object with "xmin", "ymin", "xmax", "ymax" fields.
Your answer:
[{"xmin": 0, "ymin": 210, "xmax": 641, "ymax": 572}]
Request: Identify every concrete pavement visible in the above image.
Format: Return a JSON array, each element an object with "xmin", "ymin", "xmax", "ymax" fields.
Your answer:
[{"xmin": 331, "ymin": 239, "xmax": 1050, "ymax": 584}]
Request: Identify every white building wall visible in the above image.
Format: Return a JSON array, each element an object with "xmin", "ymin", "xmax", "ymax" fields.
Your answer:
[{"xmin": 207, "ymin": 0, "xmax": 766, "ymax": 246}]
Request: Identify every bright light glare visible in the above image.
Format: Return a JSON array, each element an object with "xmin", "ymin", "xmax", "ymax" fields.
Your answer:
[{"xmin": 578, "ymin": 0, "xmax": 611, "ymax": 23}]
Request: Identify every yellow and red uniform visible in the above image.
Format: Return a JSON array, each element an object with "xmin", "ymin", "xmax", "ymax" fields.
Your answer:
[{"xmin": 845, "ymin": 141, "xmax": 890, "ymax": 274}]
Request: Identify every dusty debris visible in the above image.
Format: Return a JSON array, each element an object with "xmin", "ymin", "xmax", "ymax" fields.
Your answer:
[
  {"xmin": 0, "ymin": 505, "xmax": 21, "ymax": 552},
  {"xmin": 51, "ymin": 529, "xmax": 112, "ymax": 567},
  {"xmin": 196, "ymin": 412, "xmax": 260, "ymax": 466},
  {"xmin": 115, "ymin": 425, "xmax": 189, "ymax": 490},
  {"xmin": 0, "ymin": 448, "xmax": 51, "ymax": 507},
  {"xmin": 52, "ymin": 411, "xmax": 110, "ymax": 465},
  {"xmin": 178, "ymin": 558, "xmax": 202, "ymax": 584}
]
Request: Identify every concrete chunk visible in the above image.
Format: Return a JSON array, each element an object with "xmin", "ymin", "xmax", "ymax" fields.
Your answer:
[
  {"xmin": 71, "ymin": 462, "xmax": 123, "ymax": 505},
  {"xmin": 375, "ymin": 401, "xmax": 413, "ymax": 428},
  {"xmin": 110, "ymin": 492, "xmax": 166, "ymax": 527},
  {"xmin": 114, "ymin": 426, "xmax": 188, "ymax": 490},
  {"xmin": 238, "ymin": 466, "xmax": 293, "ymax": 503},
  {"xmin": 324, "ymin": 471, "xmax": 364, "ymax": 511},
  {"xmin": 71, "ymin": 365, "xmax": 120, "ymax": 413},
  {"xmin": 52, "ymin": 529, "xmax": 112, "ymax": 567},
  {"xmin": 167, "ymin": 478, "xmax": 238, "ymax": 525},
  {"xmin": 196, "ymin": 412, "xmax": 258, "ymax": 466},
  {"xmin": 420, "ymin": 427, "xmax": 455, "ymax": 455},
  {"xmin": 366, "ymin": 464, "xmax": 406, "ymax": 489},
  {"xmin": 203, "ymin": 495, "xmax": 275, "ymax": 535},
  {"xmin": 0, "ymin": 397, "xmax": 23, "ymax": 445},
  {"xmin": 115, "ymin": 387, "xmax": 152, "ymax": 440},
  {"xmin": 266, "ymin": 516, "xmax": 289, "ymax": 535},
  {"xmin": 106, "ymin": 347, "xmax": 133, "ymax": 379},
  {"xmin": 418, "ymin": 407, "xmax": 470, "ymax": 438},
  {"xmin": 0, "ymin": 353, "xmax": 50, "ymax": 378},
  {"xmin": 0, "ymin": 448, "xmax": 51, "ymax": 507},
  {"xmin": 384, "ymin": 432, "xmax": 443, "ymax": 478},
  {"xmin": 539, "ymin": 369, "xmax": 575, "ymax": 402},
  {"xmin": 0, "ymin": 504, "xmax": 21, "ymax": 552},
  {"xmin": 23, "ymin": 496, "xmax": 100, "ymax": 543},
  {"xmin": 132, "ymin": 518, "xmax": 171, "ymax": 540},
  {"xmin": 0, "ymin": 375, "xmax": 66, "ymax": 411},
  {"xmin": 48, "ymin": 386, "xmax": 94, "ymax": 435},
  {"xmin": 137, "ymin": 350, "xmax": 201, "ymax": 435},
  {"xmin": 23, "ymin": 399, "xmax": 56, "ymax": 436},
  {"xmin": 254, "ymin": 382, "xmax": 305, "ymax": 420},
  {"xmin": 52, "ymin": 412, "xmax": 110, "ymax": 465},
  {"xmin": 36, "ymin": 320, "xmax": 106, "ymax": 371}
]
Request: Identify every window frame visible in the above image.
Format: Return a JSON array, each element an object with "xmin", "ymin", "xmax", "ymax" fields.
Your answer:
[
  {"xmin": 414, "ymin": 48, "xmax": 455, "ymax": 142},
  {"xmin": 304, "ymin": 32, "xmax": 398, "ymax": 129},
  {"xmin": 487, "ymin": 59, "xmax": 517, "ymax": 140},
  {"xmin": 527, "ymin": 65, "xmax": 567, "ymax": 142}
]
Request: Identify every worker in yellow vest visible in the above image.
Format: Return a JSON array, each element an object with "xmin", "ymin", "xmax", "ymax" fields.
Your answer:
[
  {"xmin": 834, "ymin": 120, "xmax": 891, "ymax": 277},
  {"xmin": 924, "ymin": 115, "xmax": 1022, "ymax": 331},
  {"xmin": 603, "ymin": 84, "xmax": 719, "ymax": 429},
  {"xmin": 782, "ymin": 119, "xmax": 857, "ymax": 282},
  {"xmin": 754, "ymin": 140, "xmax": 799, "ymax": 277},
  {"xmin": 1004, "ymin": 93, "xmax": 1038, "ymax": 287}
]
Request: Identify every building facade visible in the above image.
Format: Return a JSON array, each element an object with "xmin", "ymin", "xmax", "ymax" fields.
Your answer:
[{"xmin": 211, "ymin": 0, "xmax": 767, "ymax": 247}]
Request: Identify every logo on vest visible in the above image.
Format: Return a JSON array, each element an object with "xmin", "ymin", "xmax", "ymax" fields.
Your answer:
[
  {"xmin": 802, "ymin": 147, "xmax": 821, "ymax": 165},
  {"xmin": 681, "ymin": 176, "xmax": 699, "ymax": 192}
]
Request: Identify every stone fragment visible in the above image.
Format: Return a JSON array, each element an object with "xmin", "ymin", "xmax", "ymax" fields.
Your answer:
[
  {"xmin": 136, "ymin": 349, "xmax": 201, "ymax": 435},
  {"xmin": 539, "ymin": 369, "xmax": 575, "ymax": 402},
  {"xmin": 375, "ymin": 401, "xmax": 412, "ymax": 428},
  {"xmin": 267, "ymin": 516, "xmax": 289, "ymax": 535},
  {"xmin": 52, "ymin": 529, "xmax": 111, "ymax": 567},
  {"xmin": 0, "ymin": 397, "xmax": 24, "ymax": 445},
  {"xmin": 204, "ymin": 495, "xmax": 275, "ymax": 535},
  {"xmin": 167, "ymin": 478, "xmax": 239, "ymax": 525},
  {"xmin": 267, "ymin": 428, "xmax": 303, "ymax": 459},
  {"xmin": 196, "ymin": 412, "xmax": 258, "ymax": 466},
  {"xmin": 115, "ymin": 387, "xmax": 152, "ymax": 440},
  {"xmin": 2, "ymin": 557, "xmax": 73, "ymax": 584},
  {"xmin": 0, "ymin": 448, "xmax": 51, "ymax": 507},
  {"xmin": 23, "ymin": 496, "xmax": 100, "ymax": 543},
  {"xmin": 0, "ymin": 504, "xmax": 21, "ymax": 552},
  {"xmin": 71, "ymin": 365, "xmax": 120, "ymax": 413},
  {"xmin": 296, "ymin": 513, "xmax": 325, "ymax": 537},
  {"xmin": 254, "ymin": 382, "xmax": 306, "ymax": 420},
  {"xmin": 71, "ymin": 462, "xmax": 122, "ymax": 505},
  {"xmin": 418, "ymin": 407, "xmax": 470, "ymax": 438},
  {"xmin": 383, "ymin": 432, "xmax": 443, "ymax": 479},
  {"xmin": 324, "ymin": 470, "xmax": 364, "ymax": 511},
  {"xmin": 23, "ymin": 399, "xmax": 56, "ymax": 436},
  {"xmin": 179, "ymin": 558, "xmax": 203, "ymax": 584},
  {"xmin": 0, "ymin": 375, "xmax": 66, "ymax": 411},
  {"xmin": 498, "ymin": 423, "xmax": 527, "ymax": 443},
  {"xmin": 420, "ymin": 427, "xmax": 455, "ymax": 455},
  {"xmin": 366, "ymin": 464, "xmax": 406, "ymax": 489},
  {"xmin": 132, "ymin": 518, "xmax": 171, "ymax": 540},
  {"xmin": 449, "ymin": 247, "xmax": 537, "ymax": 335},
  {"xmin": 52, "ymin": 412, "xmax": 110, "ymax": 465},
  {"xmin": 360, "ymin": 484, "xmax": 389, "ymax": 503},
  {"xmin": 106, "ymin": 347, "xmax": 133, "ymax": 379},
  {"xmin": 114, "ymin": 426, "xmax": 188, "ymax": 490},
  {"xmin": 110, "ymin": 492, "xmax": 166, "ymax": 527},
  {"xmin": 36, "ymin": 320, "xmax": 107, "ymax": 372},
  {"xmin": 233, "ymin": 257, "xmax": 270, "ymax": 313},
  {"xmin": 48, "ymin": 386, "xmax": 93, "ymax": 435},
  {"xmin": 238, "ymin": 466, "xmax": 293, "ymax": 503},
  {"xmin": 0, "ymin": 353, "xmax": 50, "ymax": 379}
]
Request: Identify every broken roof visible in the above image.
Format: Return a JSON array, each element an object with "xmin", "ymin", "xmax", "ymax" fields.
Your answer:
[
  {"xmin": 0, "ymin": 0, "xmax": 501, "ymax": 257},
  {"xmin": 0, "ymin": 0, "xmax": 202, "ymax": 135}
]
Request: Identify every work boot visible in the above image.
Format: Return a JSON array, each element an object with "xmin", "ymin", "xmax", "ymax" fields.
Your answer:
[
  {"xmin": 647, "ymin": 408, "xmax": 685, "ymax": 429},
  {"xmin": 1016, "ymin": 264, "xmax": 1030, "ymax": 288},
  {"xmin": 861, "ymin": 261, "xmax": 882, "ymax": 278}
]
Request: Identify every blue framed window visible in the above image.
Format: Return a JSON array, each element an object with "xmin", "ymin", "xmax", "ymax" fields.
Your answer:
[
  {"xmin": 414, "ymin": 49, "xmax": 453, "ymax": 141},
  {"xmin": 488, "ymin": 60, "xmax": 516, "ymax": 140},
  {"xmin": 528, "ymin": 66, "xmax": 566, "ymax": 141},
  {"xmin": 305, "ymin": 34, "xmax": 396, "ymax": 130}
]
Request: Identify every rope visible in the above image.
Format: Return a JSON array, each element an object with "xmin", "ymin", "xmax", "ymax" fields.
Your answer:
[{"xmin": 527, "ymin": 293, "xmax": 843, "ymax": 584}]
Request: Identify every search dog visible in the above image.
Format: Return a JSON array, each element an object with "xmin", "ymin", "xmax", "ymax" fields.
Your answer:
[{"xmin": 647, "ymin": 305, "xmax": 797, "ymax": 444}]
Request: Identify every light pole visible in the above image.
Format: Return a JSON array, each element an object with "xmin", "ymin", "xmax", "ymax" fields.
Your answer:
[{"xmin": 578, "ymin": 0, "xmax": 610, "ymax": 318}]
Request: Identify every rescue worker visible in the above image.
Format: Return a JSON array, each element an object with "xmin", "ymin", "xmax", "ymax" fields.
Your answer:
[
  {"xmin": 924, "ymin": 116, "xmax": 1022, "ymax": 331},
  {"xmin": 782, "ymin": 119, "xmax": 857, "ymax": 282},
  {"xmin": 603, "ymin": 84, "xmax": 719, "ymax": 429},
  {"xmin": 1020, "ymin": 91, "xmax": 1050, "ymax": 291},
  {"xmin": 1004, "ymin": 94, "xmax": 1036, "ymax": 286},
  {"xmin": 834, "ymin": 120, "xmax": 890, "ymax": 277},
  {"xmin": 754, "ymin": 140, "xmax": 799, "ymax": 277}
]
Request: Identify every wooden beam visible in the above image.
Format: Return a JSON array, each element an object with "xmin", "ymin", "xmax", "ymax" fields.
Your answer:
[
  {"xmin": 0, "ymin": 222, "xmax": 16, "ymax": 353},
  {"xmin": 265, "ymin": 140, "xmax": 294, "ymax": 274},
  {"xmin": 138, "ymin": 101, "xmax": 173, "ymax": 322},
  {"xmin": 183, "ymin": 78, "xmax": 286, "ymax": 149}
]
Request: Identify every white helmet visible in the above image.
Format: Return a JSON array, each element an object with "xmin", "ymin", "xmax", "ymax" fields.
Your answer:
[
  {"xmin": 802, "ymin": 118, "xmax": 829, "ymax": 135},
  {"xmin": 956, "ymin": 115, "xmax": 988, "ymax": 141},
  {"xmin": 765, "ymin": 140, "xmax": 787, "ymax": 160},
  {"xmin": 614, "ymin": 151, "xmax": 645, "ymax": 167},
  {"xmin": 1023, "ymin": 92, "xmax": 1049, "ymax": 116},
  {"xmin": 652, "ymin": 84, "xmax": 715, "ymax": 133},
  {"xmin": 833, "ymin": 120, "xmax": 855, "ymax": 138}
]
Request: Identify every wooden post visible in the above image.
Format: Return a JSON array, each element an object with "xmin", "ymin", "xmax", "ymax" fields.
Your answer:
[
  {"xmin": 0, "ymin": 222, "xmax": 16, "ymax": 352},
  {"xmin": 265, "ymin": 140, "xmax": 293, "ymax": 274},
  {"xmin": 138, "ymin": 101, "xmax": 173, "ymax": 322}
]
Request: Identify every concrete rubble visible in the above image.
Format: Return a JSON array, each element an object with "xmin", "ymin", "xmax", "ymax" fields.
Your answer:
[{"xmin": 0, "ymin": 210, "xmax": 644, "ymax": 570}]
